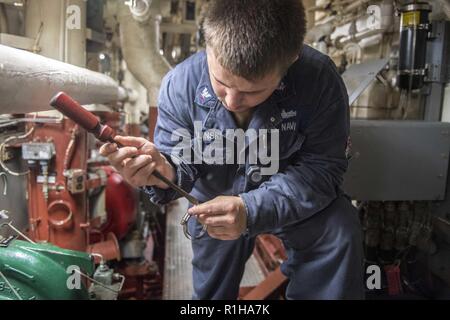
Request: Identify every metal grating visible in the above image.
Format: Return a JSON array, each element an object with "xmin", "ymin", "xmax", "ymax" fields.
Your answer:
[
  {"xmin": 163, "ymin": 199, "xmax": 193, "ymax": 300},
  {"xmin": 163, "ymin": 198, "xmax": 265, "ymax": 299},
  {"xmin": 241, "ymin": 255, "xmax": 266, "ymax": 288}
]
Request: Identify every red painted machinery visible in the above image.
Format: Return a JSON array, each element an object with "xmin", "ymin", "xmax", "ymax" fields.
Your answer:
[
  {"xmin": 101, "ymin": 166, "xmax": 137, "ymax": 240},
  {"xmin": 23, "ymin": 117, "xmax": 121, "ymax": 262}
]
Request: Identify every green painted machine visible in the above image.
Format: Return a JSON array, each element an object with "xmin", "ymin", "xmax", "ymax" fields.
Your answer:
[
  {"xmin": 0, "ymin": 210, "xmax": 124, "ymax": 301},
  {"xmin": 0, "ymin": 238, "xmax": 95, "ymax": 300}
]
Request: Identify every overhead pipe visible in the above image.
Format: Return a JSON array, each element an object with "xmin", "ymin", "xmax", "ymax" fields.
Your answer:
[
  {"xmin": 337, "ymin": 28, "xmax": 386, "ymax": 47},
  {"xmin": 0, "ymin": 4, "xmax": 7, "ymax": 33},
  {"xmin": 303, "ymin": 0, "xmax": 316, "ymax": 30},
  {"xmin": 336, "ymin": 1, "xmax": 393, "ymax": 48},
  {"xmin": 305, "ymin": 22, "xmax": 334, "ymax": 43},
  {"xmin": 117, "ymin": 0, "xmax": 171, "ymax": 107},
  {"xmin": 343, "ymin": 0, "xmax": 371, "ymax": 14},
  {"xmin": 0, "ymin": 44, "xmax": 126, "ymax": 115},
  {"xmin": 436, "ymin": 0, "xmax": 450, "ymax": 19}
]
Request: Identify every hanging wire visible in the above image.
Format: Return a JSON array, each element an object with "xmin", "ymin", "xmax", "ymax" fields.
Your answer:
[
  {"xmin": 0, "ymin": 127, "xmax": 34, "ymax": 176},
  {"xmin": 0, "ymin": 270, "xmax": 23, "ymax": 300}
]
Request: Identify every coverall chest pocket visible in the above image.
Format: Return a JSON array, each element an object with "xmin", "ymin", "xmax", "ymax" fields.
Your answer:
[
  {"xmin": 246, "ymin": 132, "xmax": 306, "ymax": 190},
  {"xmin": 191, "ymin": 133, "xmax": 228, "ymax": 165}
]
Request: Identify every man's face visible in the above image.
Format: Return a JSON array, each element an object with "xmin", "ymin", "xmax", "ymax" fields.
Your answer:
[{"xmin": 206, "ymin": 48, "xmax": 282, "ymax": 113}]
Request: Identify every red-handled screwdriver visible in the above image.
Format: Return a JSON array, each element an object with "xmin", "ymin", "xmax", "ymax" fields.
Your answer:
[{"xmin": 49, "ymin": 92, "xmax": 200, "ymax": 206}]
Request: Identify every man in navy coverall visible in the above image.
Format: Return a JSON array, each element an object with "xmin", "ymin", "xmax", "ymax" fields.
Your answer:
[{"xmin": 100, "ymin": 0, "xmax": 365, "ymax": 299}]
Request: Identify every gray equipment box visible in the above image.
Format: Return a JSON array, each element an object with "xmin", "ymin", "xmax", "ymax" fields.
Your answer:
[{"xmin": 344, "ymin": 120, "xmax": 450, "ymax": 201}]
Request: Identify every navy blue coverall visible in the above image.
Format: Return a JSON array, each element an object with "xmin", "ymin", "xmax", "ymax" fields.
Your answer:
[{"xmin": 145, "ymin": 45, "xmax": 365, "ymax": 299}]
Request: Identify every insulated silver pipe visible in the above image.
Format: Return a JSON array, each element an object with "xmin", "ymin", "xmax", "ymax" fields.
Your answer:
[
  {"xmin": 436, "ymin": 0, "xmax": 450, "ymax": 19},
  {"xmin": 0, "ymin": 44, "xmax": 126, "ymax": 114},
  {"xmin": 117, "ymin": 0, "xmax": 171, "ymax": 107}
]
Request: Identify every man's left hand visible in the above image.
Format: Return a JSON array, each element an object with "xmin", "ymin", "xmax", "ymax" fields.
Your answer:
[{"xmin": 188, "ymin": 196, "xmax": 247, "ymax": 240}]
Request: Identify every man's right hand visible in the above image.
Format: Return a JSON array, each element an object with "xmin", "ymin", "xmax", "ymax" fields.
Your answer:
[{"xmin": 99, "ymin": 135, "xmax": 176, "ymax": 189}]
